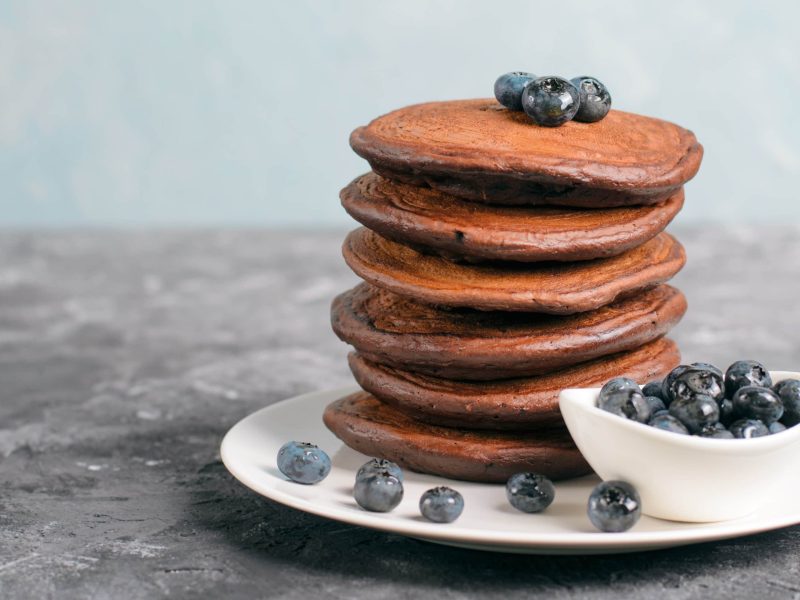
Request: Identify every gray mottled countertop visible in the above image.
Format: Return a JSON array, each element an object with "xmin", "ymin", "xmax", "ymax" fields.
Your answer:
[{"xmin": 1, "ymin": 227, "xmax": 800, "ymax": 599}]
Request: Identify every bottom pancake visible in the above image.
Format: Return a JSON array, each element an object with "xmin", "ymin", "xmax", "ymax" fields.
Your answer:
[
  {"xmin": 323, "ymin": 391, "xmax": 591, "ymax": 483},
  {"xmin": 348, "ymin": 337, "xmax": 680, "ymax": 430}
]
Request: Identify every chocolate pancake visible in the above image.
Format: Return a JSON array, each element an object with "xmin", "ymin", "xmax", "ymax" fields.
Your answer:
[
  {"xmin": 347, "ymin": 337, "xmax": 680, "ymax": 430},
  {"xmin": 332, "ymin": 283, "xmax": 686, "ymax": 380},
  {"xmin": 350, "ymin": 100, "xmax": 703, "ymax": 207},
  {"xmin": 342, "ymin": 228, "xmax": 686, "ymax": 313},
  {"xmin": 323, "ymin": 391, "xmax": 591, "ymax": 482},
  {"xmin": 342, "ymin": 172, "xmax": 685, "ymax": 263}
]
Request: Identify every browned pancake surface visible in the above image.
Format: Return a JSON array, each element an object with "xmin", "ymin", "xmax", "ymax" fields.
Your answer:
[
  {"xmin": 350, "ymin": 100, "xmax": 703, "ymax": 206},
  {"xmin": 341, "ymin": 172, "xmax": 685, "ymax": 262},
  {"xmin": 332, "ymin": 283, "xmax": 686, "ymax": 380},
  {"xmin": 323, "ymin": 391, "xmax": 591, "ymax": 482},
  {"xmin": 343, "ymin": 228, "xmax": 686, "ymax": 313},
  {"xmin": 348, "ymin": 337, "xmax": 680, "ymax": 430}
]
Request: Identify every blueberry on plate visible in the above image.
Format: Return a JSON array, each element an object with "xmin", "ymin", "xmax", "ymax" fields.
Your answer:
[
  {"xmin": 356, "ymin": 458, "xmax": 404, "ymax": 483},
  {"xmin": 277, "ymin": 441, "xmax": 331, "ymax": 484},
  {"xmin": 769, "ymin": 421, "xmax": 787, "ymax": 434},
  {"xmin": 494, "ymin": 71, "xmax": 536, "ymax": 111},
  {"xmin": 641, "ymin": 381, "xmax": 666, "ymax": 402},
  {"xmin": 647, "ymin": 412, "xmax": 689, "ymax": 435},
  {"xmin": 661, "ymin": 365, "xmax": 690, "ymax": 405},
  {"xmin": 774, "ymin": 379, "xmax": 800, "ymax": 426},
  {"xmin": 729, "ymin": 419, "xmax": 770, "ymax": 439},
  {"xmin": 353, "ymin": 469, "xmax": 404, "ymax": 512},
  {"xmin": 670, "ymin": 365, "xmax": 725, "ymax": 403},
  {"xmin": 587, "ymin": 480, "xmax": 641, "ymax": 533},
  {"xmin": 644, "ymin": 395, "xmax": 666, "ymax": 415},
  {"xmin": 570, "ymin": 76, "xmax": 611, "ymax": 123},
  {"xmin": 597, "ymin": 377, "xmax": 651, "ymax": 423},
  {"xmin": 506, "ymin": 472, "xmax": 556, "ymax": 513},
  {"xmin": 669, "ymin": 393, "xmax": 720, "ymax": 434},
  {"xmin": 731, "ymin": 386, "xmax": 784, "ymax": 424},
  {"xmin": 692, "ymin": 362, "xmax": 725, "ymax": 380},
  {"xmin": 419, "ymin": 486, "xmax": 464, "ymax": 523},
  {"xmin": 521, "ymin": 76, "xmax": 581, "ymax": 127},
  {"xmin": 725, "ymin": 360, "xmax": 772, "ymax": 396},
  {"xmin": 699, "ymin": 422, "xmax": 734, "ymax": 439},
  {"xmin": 718, "ymin": 397, "xmax": 736, "ymax": 426}
]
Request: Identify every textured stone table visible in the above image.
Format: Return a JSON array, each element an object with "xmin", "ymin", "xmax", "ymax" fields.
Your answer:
[{"xmin": 1, "ymin": 228, "xmax": 800, "ymax": 599}]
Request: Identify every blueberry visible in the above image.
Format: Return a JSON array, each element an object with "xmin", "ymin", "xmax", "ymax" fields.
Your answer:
[
  {"xmin": 570, "ymin": 76, "xmax": 611, "ymax": 123},
  {"xmin": 769, "ymin": 421, "xmax": 787, "ymax": 434},
  {"xmin": 356, "ymin": 458, "xmax": 404, "ymax": 483},
  {"xmin": 647, "ymin": 412, "xmax": 689, "ymax": 435},
  {"xmin": 494, "ymin": 71, "xmax": 536, "ymax": 111},
  {"xmin": 642, "ymin": 381, "xmax": 666, "ymax": 402},
  {"xmin": 669, "ymin": 393, "xmax": 720, "ymax": 433},
  {"xmin": 521, "ymin": 76, "xmax": 580, "ymax": 127},
  {"xmin": 718, "ymin": 397, "xmax": 736, "ymax": 426},
  {"xmin": 692, "ymin": 362, "xmax": 725, "ymax": 380},
  {"xmin": 587, "ymin": 480, "xmax": 641, "ymax": 533},
  {"xmin": 419, "ymin": 486, "xmax": 464, "ymax": 523},
  {"xmin": 731, "ymin": 386, "xmax": 783, "ymax": 424},
  {"xmin": 670, "ymin": 365, "xmax": 725, "ymax": 403},
  {"xmin": 277, "ymin": 441, "xmax": 331, "ymax": 484},
  {"xmin": 699, "ymin": 422, "xmax": 734, "ymax": 439},
  {"xmin": 662, "ymin": 365, "xmax": 690, "ymax": 405},
  {"xmin": 774, "ymin": 379, "xmax": 800, "ymax": 426},
  {"xmin": 725, "ymin": 360, "xmax": 772, "ymax": 396},
  {"xmin": 353, "ymin": 469, "xmax": 404, "ymax": 512},
  {"xmin": 597, "ymin": 377, "xmax": 651, "ymax": 423},
  {"xmin": 729, "ymin": 419, "xmax": 770, "ymax": 439},
  {"xmin": 644, "ymin": 395, "xmax": 666, "ymax": 415},
  {"xmin": 506, "ymin": 472, "xmax": 556, "ymax": 513}
]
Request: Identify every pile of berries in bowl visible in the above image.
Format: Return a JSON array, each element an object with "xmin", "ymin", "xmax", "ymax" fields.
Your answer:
[
  {"xmin": 558, "ymin": 364, "xmax": 800, "ymax": 522},
  {"xmin": 598, "ymin": 360, "xmax": 800, "ymax": 438}
]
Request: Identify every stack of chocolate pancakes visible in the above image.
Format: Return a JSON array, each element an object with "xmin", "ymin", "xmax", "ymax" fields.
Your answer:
[{"xmin": 324, "ymin": 99, "xmax": 702, "ymax": 483}]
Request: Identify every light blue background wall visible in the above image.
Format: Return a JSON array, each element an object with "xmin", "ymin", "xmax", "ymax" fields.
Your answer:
[{"xmin": 2, "ymin": 0, "xmax": 799, "ymax": 226}]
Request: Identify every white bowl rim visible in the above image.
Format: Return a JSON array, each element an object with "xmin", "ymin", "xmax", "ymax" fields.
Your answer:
[{"xmin": 559, "ymin": 370, "xmax": 800, "ymax": 455}]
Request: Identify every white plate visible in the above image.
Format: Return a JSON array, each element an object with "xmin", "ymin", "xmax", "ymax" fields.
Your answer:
[{"xmin": 220, "ymin": 385, "xmax": 800, "ymax": 554}]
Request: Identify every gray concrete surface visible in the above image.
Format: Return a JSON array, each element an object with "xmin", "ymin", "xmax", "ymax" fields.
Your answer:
[{"xmin": 1, "ymin": 227, "xmax": 799, "ymax": 599}]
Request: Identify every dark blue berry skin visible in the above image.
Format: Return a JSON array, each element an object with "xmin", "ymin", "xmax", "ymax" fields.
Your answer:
[
  {"xmin": 494, "ymin": 72, "xmax": 536, "ymax": 111},
  {"xmin": 356, "ymin": 458, "xmax": 403, "ymax": 483},
  {"xmin": 353, "ymin": 469, "xmax": 404, "ymax": 512},
  {"xmin": 729, "ymin": 419, "xmax": 770, "ymax": 439},
  {"xmin": 662, "ymin": 365, "xmax": 690, "ymax": 405},
  {"xmin": 774, "ymin": 379, "xmax": 800, "ymax": 426},
  {"xmin": 419, "ymin": 486, "xmax": 464, "ymax": 523},
  {"xmin": 692, "ymin": 362, "xmax": 724, "ymax": 380},
  {"xmin": 732, "ymin": 386, "xmax": 784, "ymax": 424},
  {"xmin": 648, "ymin": 412, "xmax": 689, "ymax": 435},
  {"xmin": 725, "ymin": 360, "xmax": 772, "ymax": 396},
  {"xmin": 570, "ymin": 76, "xmax": 611, "ymax": 123},
  {"xmin": 642, "ymin": 381, "xmax": 666, "ymax": 402},
  {"xmin": 277, "ymin": 441, "xmax": 331, "ymax": 484},
  {"xmin": 506, "ymin": 472, "xmax": 556, "ymax": 513},
  {"xmin": 587, "ymin": 480, "xmax": 641, "ymax": 533},
  {"xmin": 718, "ymin": 398, "xmax": 736, "ymax": 426},
  {"xmin": 769, "ymin": 421, "xmax": 787, "ymax": 434},
  {"xmin": 598, "ymin": 377, "xmax": 651, "ymax": 423},
  {"xmin": 669, "ymin": 393, "xmax": 720, "ymax": 434},
  {"xmin": 644, "ymin": 395, "xmax": 666, "ymax": 415},
  {"xmin": 699, "ymin": 422, "xmax": 734, "ymax": 439},
  {"xmin": 521, "ymin": 76, "xmax": 581, "ymax": 127},
  {"xmin": 670, "ymin": 365, "xmax": 725, "ymax": 403}
]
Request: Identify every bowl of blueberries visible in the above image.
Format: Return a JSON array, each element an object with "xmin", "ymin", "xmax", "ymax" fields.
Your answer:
[{"xmin": 559, "ymin": 360, "xmax": 800, "ymax": 523}]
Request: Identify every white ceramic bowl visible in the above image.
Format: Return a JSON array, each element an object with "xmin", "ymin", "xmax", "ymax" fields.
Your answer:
[{"xmin": 559, "ymin": 370, "xmax": 800, "ymax": 523}]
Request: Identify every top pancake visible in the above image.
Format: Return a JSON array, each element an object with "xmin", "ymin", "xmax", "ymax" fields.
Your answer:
[
  {"xmin": 350, "ymin": 100, "xmax": 703, "ymax": 207},
  {"xmin": 341, "ymin": 172, "xmax": 684, "ymax": 262},
  {"xmin": 343, "ymin": 228, "xmax": 686, "ymax": 313}
]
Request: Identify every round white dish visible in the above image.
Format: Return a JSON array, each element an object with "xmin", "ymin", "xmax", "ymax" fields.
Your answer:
[
  {"xmin": 559, "ymin": 370, "xmax": 800, "ymax": 522},
  {"xmin": 220, "ymin": 385, "xmax": 800, "ymax": 554}
]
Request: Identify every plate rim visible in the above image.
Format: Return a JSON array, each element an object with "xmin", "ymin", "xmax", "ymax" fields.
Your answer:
[{"xmin": 220, "ymin": 385, "xmax": 800, "ymax": 552}]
